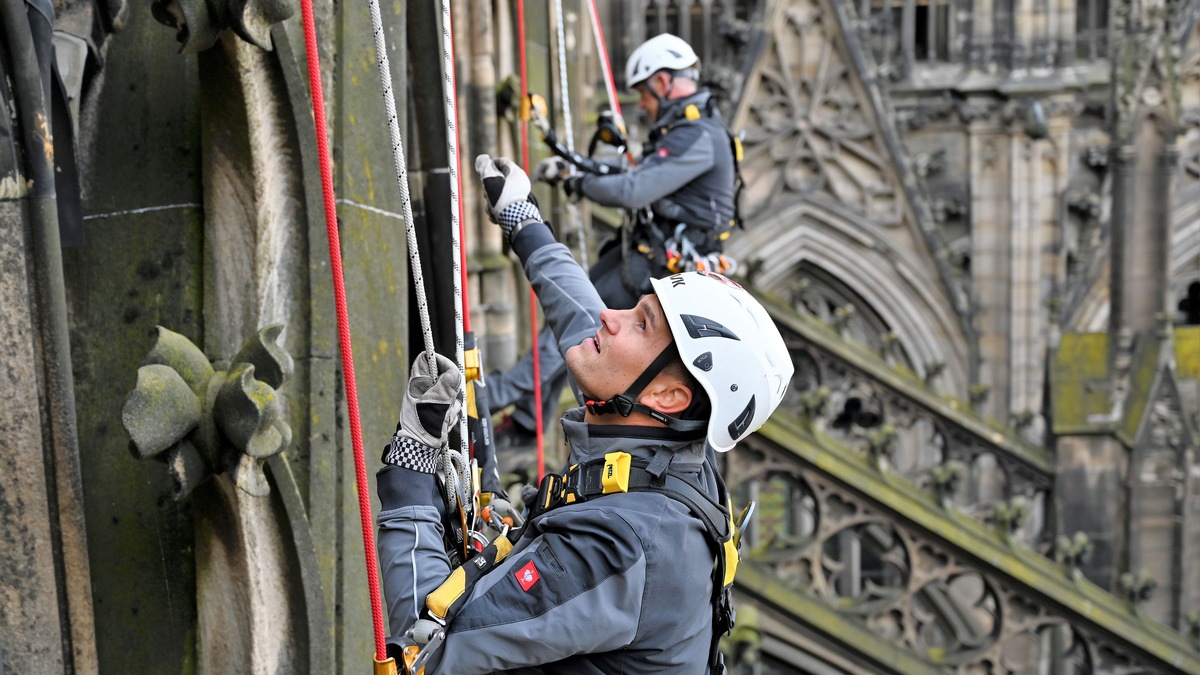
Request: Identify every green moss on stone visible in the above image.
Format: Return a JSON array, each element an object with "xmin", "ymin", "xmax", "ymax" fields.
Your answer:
[
  {"xmin": 1120, "ymin": 336, "xmax": 1163, "ymax": 444},
  {"xmin": 1051, "ymin": 333, "xmax": 1111, "ymax": 433},
  {"xmin": 1176, "ymin": 327, "xmax": 1200, "ymax": 382}
]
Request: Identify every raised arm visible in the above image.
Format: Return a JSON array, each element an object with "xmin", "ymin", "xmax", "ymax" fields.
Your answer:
[{"xmin": 475, "ymin": 154, "xmax": 606, "ymax": 356}]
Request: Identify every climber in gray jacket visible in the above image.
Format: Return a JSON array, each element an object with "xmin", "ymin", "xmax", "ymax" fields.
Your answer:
[{"xmin": 375, "ymin": 155, "xmax": 792, "ymax": 674}]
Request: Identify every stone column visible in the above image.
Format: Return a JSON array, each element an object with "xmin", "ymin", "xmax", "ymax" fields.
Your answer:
[
  {"xmin": 1109, "ymin": 129, "xmax": 1171, "ymax": 348},
  {"xmin": 0, "ymin": 201, "xmax": 69, "ymax": 675},
  {"xmin": 1055, "ymin": 435, "xmax": 1128, "ymax": 590},
  {"xmin": 968, "ymin": 111, "xmax": 1013, "ymax": 422}
]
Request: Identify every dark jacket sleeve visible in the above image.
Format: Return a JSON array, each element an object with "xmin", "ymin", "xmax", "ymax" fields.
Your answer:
[
  {"xmin": 376, "ymin": 466, "xmax": 454, "ymax": 639},
  {"xmin": 576, "ymin": 123, "xmax": 717, "ymax": 211},
  {"xmin": 510, "ymin": 221, "xmax": 606, "ymax": 357}
]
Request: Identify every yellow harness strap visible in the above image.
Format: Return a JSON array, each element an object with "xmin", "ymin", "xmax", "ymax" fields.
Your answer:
[{"xmin": 425, "ymin": 535, "xmax": 515, "ymax": 621}]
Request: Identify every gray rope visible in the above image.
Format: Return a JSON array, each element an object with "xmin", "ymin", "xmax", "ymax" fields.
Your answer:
[
  {"xmin": 366, "ymin": 0, "xmax": 436, "ymax": 375},
  {"xmin": 554, "ymin": 0, "xmax": 589, "ymax": 270},
  {"xmin": 440, "ymin": 0, "xmax": 471, "ymax": 492}
]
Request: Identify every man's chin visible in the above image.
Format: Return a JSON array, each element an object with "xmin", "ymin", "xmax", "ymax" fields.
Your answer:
[{"xmin": 564, "ymin": 345, "xmax": 585, "ymax": 374}]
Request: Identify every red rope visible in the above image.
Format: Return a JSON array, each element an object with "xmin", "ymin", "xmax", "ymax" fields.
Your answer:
[
  {"xmin": 516, "ymin": 0, "xmax": 546, "ymax": 481},
  {"xmin": 585, "ymin": 0, "xmax": 624, "ymax": 121},
  {"xmin": 584, "ymin": 0, "xmax": 635, "ymax": 167},
  {"xmin": 298, "ymin": 0, "xmax": 387, "ymax": 659}
]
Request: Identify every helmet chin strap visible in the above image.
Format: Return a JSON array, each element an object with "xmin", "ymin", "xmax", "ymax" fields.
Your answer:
[
  {"xmin": 645, "ymin": 71, "xmax": 674, "ymax": 122},
  {"xmin": 586, "ymin": 343, "xmax": 707, "ymax": 434},
  {"xmin": 649, "ymin": 69, "xmax": 698, "ymax": 122}
]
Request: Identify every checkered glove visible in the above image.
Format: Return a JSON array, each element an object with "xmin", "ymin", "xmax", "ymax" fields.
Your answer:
[
  {"xmin": 382, "ymin": 351, "xmax": 463, "ymax": 473},
  {"xmin": 475, "ymin": 154, "xmax": 542, "ymax": 239}
]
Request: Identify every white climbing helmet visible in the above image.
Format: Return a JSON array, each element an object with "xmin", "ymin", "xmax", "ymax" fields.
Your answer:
[
  {"xmin": 624, "ymin": 33, "xmax": 700, "ymax": 90},
  {"xmin": 650, "ymin": 271, "xmax": 794, "ymax": 452}
]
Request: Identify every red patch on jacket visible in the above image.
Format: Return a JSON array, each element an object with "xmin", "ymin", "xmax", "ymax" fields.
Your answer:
[
  {"xmin": 657, "ymin": 147, "xmax": 669, "ymax": 158},
  {"xmin": 514, "ymin": 560, "xmax": 540, "ymax": 591}
]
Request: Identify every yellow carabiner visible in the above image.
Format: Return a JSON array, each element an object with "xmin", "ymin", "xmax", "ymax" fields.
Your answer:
[{"xmin": 374, "ymin": 655, "xmax": 400, "ymax": 675}]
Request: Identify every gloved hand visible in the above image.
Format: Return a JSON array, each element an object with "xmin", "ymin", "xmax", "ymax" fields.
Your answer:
[
  {"xmin": 533, "ymin": 156, "xmax": 572, "ymax": 184},
  {"xmin": 562, "ymin": 175, "xmax": 585, "ymax": 203},
  {"xmin": 474, "ymin": 154, "xmax": 541, "ymax": 239},
  {"xmin": 382, "ymin": 351, "xmax": 463, "ymax": 473}
]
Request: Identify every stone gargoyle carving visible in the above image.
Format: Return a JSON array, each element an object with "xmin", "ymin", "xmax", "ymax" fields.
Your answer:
[
  {"xmin": 151, "ymin": 0, "xmax": 295, "ymax": 54},
  {"xmin": 122, "ymin": 325, "xmax": 294, "ymax": 499}
]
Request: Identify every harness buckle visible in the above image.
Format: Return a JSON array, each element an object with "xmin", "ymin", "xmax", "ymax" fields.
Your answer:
[
  {"xmin": 585, "ymin": 395, "xmax": 636, "ymax": 417},
  {"xmin": 601, "ymin": 452, "xmax": 631, "ymax": 494},
  {"xmin": 533, "ymin": 472, "xmax": 565, "ymax": 513}
]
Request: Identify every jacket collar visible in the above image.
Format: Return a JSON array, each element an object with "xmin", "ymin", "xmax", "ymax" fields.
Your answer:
[
  {"xmin": 653, "ymin": 90, "xmax": 713, "ymax": 133},
  {"xmin": 559, "ymin": 406, "xmax": 707, "ymax": 467}
]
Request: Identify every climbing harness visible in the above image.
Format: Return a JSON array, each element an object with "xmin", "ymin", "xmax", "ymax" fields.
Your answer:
[
  {"xmin": 524, "ymin": 451, "xmax": 751, "ymax": 675},
  {"xmin": 392, "ymin": 447, "xmax": 754, "ymax": 674},
  {"xmin": 663, "ymin": 222, "xmax": 737, "ymax": 275}
]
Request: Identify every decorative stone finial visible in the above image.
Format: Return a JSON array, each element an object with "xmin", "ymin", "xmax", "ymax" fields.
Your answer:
[
  {"xmin": 1185, "ymin": 611, "xmax": 1200, "ymax": 651},
  {"xmin": 923, "ymin": 361, "xmax": 945, "ymax": 386},
  {"xmin": 1054, "ymin": 532, "xmax": 1094, "ymax": 577},
  {"xmin": 831, "ymin": 305, "xmax": 855, "ymax": 336},
  {"xmin": 994, "ymin": 496, "xmax": 1029, "ymax": 538},
  {"xmin": 122, "ymin": 325, "xmax": 294, "ymax": 499},
  {"xmin": 799, "ymin": 386, "xmax": 831, "ymax": 422},
  {"xmin": 930, "ymin": 460, "xmax": 965, "ymax": 505},
  {"xmin": 151, "ymin": 0, "xmax": 295, "ymax": 54},
  {"xmin": 968, "ymin": 384, "xmax": 990, "ymax": 409},
  {"xmin": 865, "ymin": 423, "xmax": 898, "ymax": 469},
  {"xmin": 878, "ymin": 332, "xmax": 899, "ymax": 360},
  {"xmin": 1010, "ymin": 410, "xmax": 1035, "ymax": 431},
  {"xmin": 1119, "ymin": 570, "xmax": 1157, "ymax": 609}
]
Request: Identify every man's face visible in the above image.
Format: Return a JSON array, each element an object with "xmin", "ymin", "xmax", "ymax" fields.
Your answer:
[
  {"xmin": 634, "ymin": 74, "xmax": 666, "ymax": 121},
  {"xmin": 565, "ymin": 295, "xmax": 676, "ymax": 402}
]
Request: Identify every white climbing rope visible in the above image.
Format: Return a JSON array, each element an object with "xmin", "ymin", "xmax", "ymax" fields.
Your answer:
[
  {"xmin": 366, "ymin": 0, "xmax": 436, "ymax": 376},
  {"xmin": 554, "ymin": 0, "xmax": 588, "ymax": 269},
  {"xmin": 439, "ymin": 0, "xmax": 473, "ymax": 503}
]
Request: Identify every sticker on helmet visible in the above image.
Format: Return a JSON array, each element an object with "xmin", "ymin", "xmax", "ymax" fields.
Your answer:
[
  {"xmin": 728, "ymin": 396, "xmax": 756, "ymax": 440},
  {"xmin": 681, "ymin": 314, "xmax": 740, "ymax": 340}
]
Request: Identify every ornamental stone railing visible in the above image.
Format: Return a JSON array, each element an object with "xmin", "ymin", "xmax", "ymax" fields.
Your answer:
[
  {"xmin": 760, "ymin": 292, "xmax": 1056, "ymax": 549},
  {"xmin": 721, "ymin": 411, "xmax": 1200, "ymax": 674}
]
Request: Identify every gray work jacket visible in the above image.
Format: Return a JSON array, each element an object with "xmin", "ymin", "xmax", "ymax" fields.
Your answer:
[
  {"xmin": 376, "ymin": 222, "xmax": 723, "ymax": 674},
  {"xmin": 578, "ymin": 90, "xmax": 736, "ymax": 237}
]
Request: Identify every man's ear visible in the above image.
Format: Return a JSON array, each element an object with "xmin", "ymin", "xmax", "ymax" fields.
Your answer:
[{"xmin": 640, "ymin": 375, "xmax": 693, "ymax": 415}]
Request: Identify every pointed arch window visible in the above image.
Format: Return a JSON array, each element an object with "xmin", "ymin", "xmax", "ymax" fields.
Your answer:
[{"xmin": 861, "ymin": 0, "xmax": 955, "ymax": 77}]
